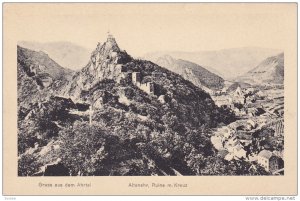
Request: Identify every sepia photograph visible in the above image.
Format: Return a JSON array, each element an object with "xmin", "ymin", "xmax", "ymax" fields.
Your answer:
[
  {"xmin": 3, "ymin": 2, "xmax": 297, "ymax": 195},
  {"xmin": 17, "ymin": 32, "xmax": 285, "ymax": 176}
]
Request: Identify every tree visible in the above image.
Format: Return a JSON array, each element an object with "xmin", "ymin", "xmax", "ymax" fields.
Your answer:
[
  {"xmin": 18, "ymin": 119, "xmax": 51, "ymax": 155},
  {"xmin": 18, "ymin": 154, "xmax": 41, "ymax": 176},
  {"xmin": 200, "ymin": 156, "xmax": 227, "ymax": 175},
  {"xmin": 58, "ymin": 121, "xmax": 107, "ymax": 175}
]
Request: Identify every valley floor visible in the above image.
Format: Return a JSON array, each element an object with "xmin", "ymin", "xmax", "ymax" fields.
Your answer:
[{"xmin": 210, "ymin": 86, "xmax": 284, "ymax": 175}]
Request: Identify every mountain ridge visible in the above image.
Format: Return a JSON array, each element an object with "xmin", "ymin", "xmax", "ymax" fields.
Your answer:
[
  {"xmin": 144, "ymin": 47, "xmax": 282, "ymax": 80},
  {"xmin": 17, "ymin": 46, "xmax": 74, "ymax": 107},
  {"xmin": 236, "ymin": 53, "xmax": 284, "ymax": 85},
  {"xmin": 150, "ymin": 55, "xmax": 225, "ymax": 92},
  {"xmin": 18, "ymin": 41, "xmax": 92, "ymax": 70}
]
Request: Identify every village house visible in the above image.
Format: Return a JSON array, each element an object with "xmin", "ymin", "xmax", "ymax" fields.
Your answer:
[
  {"xmin": 246, "ymin": 95, "xmax": 256, "ymax": 103},
  {"xmin": 245, "ymin": 87, "xmax": 255, "ymax": 94},
  {"xmin": 245, "ymin": 119, "xmax": 257, "ymax": 131},
  {"xmin": 233, "ymin": 96, "xmax": 246, "ymax": 105},
  {"xmin": 233, "ymin": 108, "xmax": 240, "ymax": 114},
  {"xmin": 226, "ymin": 142, "xmax": 247, "ymax": 159},
  {"xmin": 247, "ymin": 107, "xmax": 266, "ymax": 117},
  {"xmin": 221, "ymin": 88, "xmax": 227, "ymax": 94},
  {"xmin": 221, "ymin": 127, "xmax": 235, "ymax": 139},
  {"xmin": 215, "ymin": 88, "xmax": 228, "ymax": 96},
  {"xmin": 257, "ymin": 150, "xmax": 280, "ymax": 172},
  {"xmin": 226, "ymin": 136, "xmax": 238, "ymax": 147},
  {"xmin": 211, "ymin": 95, "xmax": 233, "ymax": 108},
  {"xmin": 234, "ymin": 86, "xmax": 243, "ymax": 96},
  {"xmin": 256, "ymin": 90, "xmax": 265, "ymax": 98},
  {"xmin": 231, "ymin": 86, "xmax": 246, "ymax": 104},
  {"xmin": 211, "ymin": 135, "xmax": 224, "ymax": 150}
]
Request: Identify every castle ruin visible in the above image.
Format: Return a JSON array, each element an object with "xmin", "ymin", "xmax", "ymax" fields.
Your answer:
[{"xmin": 131, "ymin": 72, "xmax": 155, "ymax": 95}]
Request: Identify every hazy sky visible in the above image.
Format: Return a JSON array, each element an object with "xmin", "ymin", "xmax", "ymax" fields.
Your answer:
[{"xmin": 7, "ymin": 3, "xmax": 296, "ymax": 57}]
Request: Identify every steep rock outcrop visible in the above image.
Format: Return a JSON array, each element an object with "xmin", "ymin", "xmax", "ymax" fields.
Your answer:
[{"xmin": 64, "ymin": 35, "xmax": 132, "ymax": 100}]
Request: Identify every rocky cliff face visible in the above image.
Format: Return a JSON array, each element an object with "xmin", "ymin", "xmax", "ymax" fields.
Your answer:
[{"xmin": 63, "ymin": 35, "xmax": 132, "ymax": 99}]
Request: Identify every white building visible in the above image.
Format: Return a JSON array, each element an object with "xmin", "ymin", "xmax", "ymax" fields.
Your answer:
[{"xmin": 257, "ymin": 150, "xmax": 279, "ymax": 172}]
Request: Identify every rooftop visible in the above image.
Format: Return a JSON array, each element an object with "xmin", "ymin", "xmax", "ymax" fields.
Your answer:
[{"xmin": 258, "ymin": 150, "xmax": 273, "ymax": 159}]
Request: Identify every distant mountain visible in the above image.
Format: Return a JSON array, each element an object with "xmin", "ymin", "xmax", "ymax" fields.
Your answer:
[
  {"xmin": 18, "ymin": 41, "xmax": 91, "ymax": 70},
  {"xmin": 144, "ymin": 47, "xmax": 282, "ymax": 80},
  {"xmin": 17, "ymin": 46, "xmax": 74, "ymax": 106},
  {"xmin": 236, "ymin": 53, "xmax": 284, "ymax": 85},
  {"xmin": 149, "ymin": 55, "xmax": 224, "ymax": 91}
]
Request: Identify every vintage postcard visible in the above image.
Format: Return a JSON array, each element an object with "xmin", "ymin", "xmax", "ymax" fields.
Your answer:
[{"xmin": 3, "ymin": 3, "xmax": 297, "ymax": 195}]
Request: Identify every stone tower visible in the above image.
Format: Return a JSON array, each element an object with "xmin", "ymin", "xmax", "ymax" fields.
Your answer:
[{"xmin": 132, "ymin": 72, "xmax": 142, "ymax": 84}]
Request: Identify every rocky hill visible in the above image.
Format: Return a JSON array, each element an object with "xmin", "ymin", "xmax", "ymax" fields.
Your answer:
[
  {"xmin": 236, "ymin": 53, "xmax": 284, "ymax": 85},
  {"xmin": 62, "ymin": 35, "xmax": 132, "ymax": 100},
  {"xmin": 18, "ymin": 35, "xmax": 269, "ymax": 177},
  {"xmin": 17, "ymin": 46, "xmax": 74, "ymax": 107},
  {"xmin": 149, "ymin": 55, "xmax": 224, "ymax": 91}
]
